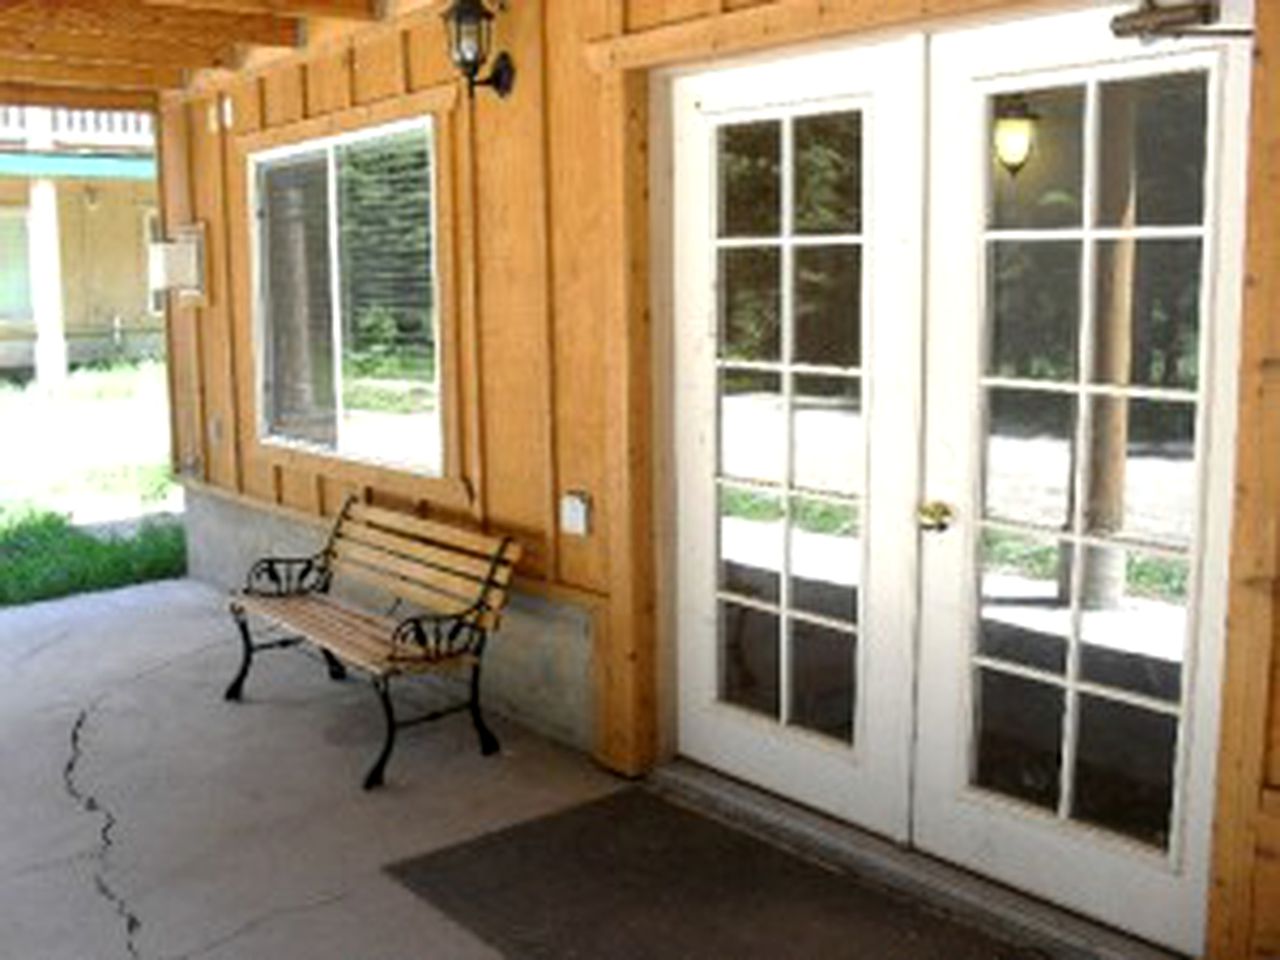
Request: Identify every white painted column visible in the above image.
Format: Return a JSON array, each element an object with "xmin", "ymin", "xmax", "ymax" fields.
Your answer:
[{"xmin": 25, "ymin": 108, "xmax": 66, "ymax": 388}]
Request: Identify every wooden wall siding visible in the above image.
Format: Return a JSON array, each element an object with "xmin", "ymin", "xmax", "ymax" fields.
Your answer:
[
  {"xmin": 473, "ymin": 0, "xmax": 555, "ymax": 577},
  {"xmin": 626, "ymin": 0, "xmax": 723, "ymax": 33},
  {"xmin": 157, "ymin": 101, "xmax": 205, "ymax": 481},
  {"xmin": 1209, "ymin": 0, "xmax": 1280, "ymax": 955},
  {"xmin": 352, "ymin": 30, "xmax": 406, "ymax": 104},
  {"xmin": 262, "ymin": 65, "xmax": 305, "ymax": 127},
  {"xmin": 188, "ymin": 95, "xmax": 240, "ymax": 491},
  {"xmin": 545, "ymin": 0, "xmax": 612, "ymax": 594},
  {"xmin": 305, "ymin": 48, "xmax": 353, "ymax": 116}
]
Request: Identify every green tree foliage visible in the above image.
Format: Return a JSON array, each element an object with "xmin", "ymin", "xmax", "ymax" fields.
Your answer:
[{"xmin": 337, "ymin": 131, "xmax": 436, "ymax": 384}]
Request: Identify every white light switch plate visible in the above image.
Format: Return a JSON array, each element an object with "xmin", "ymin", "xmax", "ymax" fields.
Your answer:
[{"xmin": 560, "ymin": 491, "xmax": 592, "ymax": 537}]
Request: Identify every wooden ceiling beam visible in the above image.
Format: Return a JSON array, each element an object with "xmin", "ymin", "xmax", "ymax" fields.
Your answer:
[
  {"xmin": 0, "ymin": 58, "xmax": 185, "ymax": 93},
  {"xmin": 0, "ymin": 5, "xmax": 301, "ymax": 49},
  {"xmin": 0, "ymin": 83, "xmax": 158, "ymax": 112},
  {"xmin": 0, "ymin": 32, "xmax": 232, "ymax": 71},
  {"xmin": 141, "ymin": 0, "xmax": 378, "ymax": 18}
]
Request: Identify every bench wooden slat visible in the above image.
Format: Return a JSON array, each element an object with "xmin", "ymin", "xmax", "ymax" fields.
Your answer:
[
  {"xmin": 332, "ymin": 559, "xmax": 502, "ymax": 632},
  {"xmin": 332, "ymin": 538, "xmax": 502, "ymax": 607},
  {"xmin": 340, "ymin": 520, "xmax": 499, "ymax": 581},
  {"xmin": 240, "ymin": 594, "xmax": 477, "ymax": 676},
  {"xmin": 348, "ymin": 502, "xmax": 512, "ymax": 561}
]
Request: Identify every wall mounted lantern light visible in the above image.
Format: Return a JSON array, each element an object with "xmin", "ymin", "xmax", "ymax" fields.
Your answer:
[
  {"xmin": 993, "ymin": 95, "xmax": 1039, "ymax": 178},
  {"xmin": 442, "ymin": 0, "xmax": 516, "ymax": 98}
]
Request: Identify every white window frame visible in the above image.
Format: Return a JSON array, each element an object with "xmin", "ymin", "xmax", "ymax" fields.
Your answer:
[{"xmin": 247, "ymin": 115, "xmax": 443, "ymax": 478}]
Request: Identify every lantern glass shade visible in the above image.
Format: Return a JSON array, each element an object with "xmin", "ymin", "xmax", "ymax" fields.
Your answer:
[
  {"xmin": 445, "ymin": 0, "xmax": 494, "ymax": 78},
  {"xmin": 993, "ymin": 96, "xmax": 1039, "ymax": 176}
]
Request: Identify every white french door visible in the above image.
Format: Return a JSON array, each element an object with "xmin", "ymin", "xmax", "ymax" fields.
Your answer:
[
  {"xmin": 671, "ymin": 36, "xmax": 925, "ymax": 838},
  {"xmin": 667, "ymin": 6, "xmax": 1249, "ymax": 954},
  {"xmin": 915, "ymin": 11, "xmax": 1249, "ymax": 953}
]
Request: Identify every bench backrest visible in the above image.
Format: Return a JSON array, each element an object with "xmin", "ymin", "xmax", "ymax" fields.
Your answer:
[{"xmin": 326, "ymin": 501, "xmax": 521, "ymax": 632}]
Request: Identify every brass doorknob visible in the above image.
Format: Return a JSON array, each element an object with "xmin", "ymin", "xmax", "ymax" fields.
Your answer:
[{"xmin": 918, "ymin": 501, "xmax": 955, "ymax": 532}]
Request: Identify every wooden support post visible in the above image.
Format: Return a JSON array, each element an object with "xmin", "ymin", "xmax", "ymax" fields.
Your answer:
[{"xmin": 1083, "ymin": 87, "xmax": 1137, "ymax": 610}]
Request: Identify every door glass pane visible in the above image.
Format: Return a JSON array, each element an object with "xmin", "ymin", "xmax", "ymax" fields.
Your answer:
[
  {"xmin": 973, "ymin": 668, "xmax": 1064, "ymax": 811},
  {"xmin": 720, "ymin": 601, "xmax": 780, "ymax": 719},
  {"xmin": 978, "ymin": 530, "xmax": 1070, "ymax": 674},
  {"xmin": 719, "ymin": 485, "xmax": 784, "ymax": 604},
  {"xmin": 1072, "ymin": 695, "xmax": 1178, "ymax": 847},
  {"xmin": 984, "ymin": 388, "xmax": 1077, "ymax": 529},
  {"xmin": 711, "ymin": 107, "xmax": 865, "ymax": 746},
  {"xmin": 1084, "ymin": 397, "xmax": 1196, "ymax": 548},
  {"xmin": 793, "ymin": 374, "xmax": 861, "ymax": 495},
  {"xmin": 790, "ymin": 619, "xmax": 855, "ymax": 742},
  {"xmin": 1093, "ymin": 240, "xmax": 1202, "ymax": 390},
  {"xmin": 1098, "ymin": 72, "xmax": 1207, "ymax": 228},
  {"xmin": 720, "ymin": 247, "xmax": 782, "ymax": 362},
  {"xmin": 719, "ymin": 370, "xmax": 784, "ymax": 484},
  {"xmin": 990, "ymin": 86, "xmax": 1085, "ymax": 230},
  {"xmin": 719, "ymin": 121, "xmax": 781, "ymax": 237},
  {"xmin": 1080, "ymin": 547, "xmax": 1186, "ymax": 703},
  {"xmin": 970, "ymin": 66, "xmax": 1208, "ymax": 850},
  {"xmin": 988, "ymin": 241, "xmax": 1080, "ymax": 381},
  {"xmin": 790, "ymin": 496, "xmax": 860, "ymax": 624},
  {"xmin": 794, "ymin": 245, "xmax": 861, "ymax": 367},
  {"xmin": 794, "ymin": 111, "xmax": 862, "ymax": 235}
]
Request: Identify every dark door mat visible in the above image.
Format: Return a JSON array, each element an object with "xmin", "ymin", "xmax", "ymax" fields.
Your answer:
[{"xmin": 386, "ymin": 789, "xmax": 1044, "ymax": 960}]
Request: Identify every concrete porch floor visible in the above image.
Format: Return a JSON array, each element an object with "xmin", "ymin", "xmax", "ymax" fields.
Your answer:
[{"xmin": 0, "ymin": 579, "xmax": 620, "ymax": 960}]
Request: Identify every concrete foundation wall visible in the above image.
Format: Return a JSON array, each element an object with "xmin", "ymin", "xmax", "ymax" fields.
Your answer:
[{"xmin": 184, "ymin": 485, "xmax": 597, "ymax": 753}]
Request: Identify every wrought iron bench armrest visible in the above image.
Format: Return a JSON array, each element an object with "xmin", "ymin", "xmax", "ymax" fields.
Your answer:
[
  {"xmin": 244, "ymin": 555, "xmax": 332, "ymax": 597},
  {"xmin": 390, "ymin": 605, "xmax": 488, "ymax": 663}
]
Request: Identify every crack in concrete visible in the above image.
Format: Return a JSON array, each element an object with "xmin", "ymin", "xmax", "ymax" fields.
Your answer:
[
  {"xmin": 161, "ymin": 892, "xmax": 349, "ymax": 960},
  {"xmin": 63, "ymin": 705, "xmax": 144, "ymax": 960}
]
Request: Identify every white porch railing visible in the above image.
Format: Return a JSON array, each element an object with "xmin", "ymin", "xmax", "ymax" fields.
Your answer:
[
  {"xmin": 51, "ymin": 109, "xmax": 153, "ymax": 148},
  {"xmin": 0, "ymin": 106, "xmax": 26, "ymax": 142},
  {"xmin": 0, "ymin": 106, "xmax": 154, "ymax": 150}
]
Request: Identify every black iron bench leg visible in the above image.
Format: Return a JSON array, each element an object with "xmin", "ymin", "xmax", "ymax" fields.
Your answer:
[
  {"xmin": 364, "ymin": 677, "xmax": 397, "ymax": 790},
  {"xmin": 225, "ymin": 604, "xmax": 255, "ymax": 702},
  {"xmin": 321, "ymin": 649, "xmax": 348, "ymax": 682},
  {"xmin": 469, "ymin": 661, "xmax": 500, "ymax": 756}
]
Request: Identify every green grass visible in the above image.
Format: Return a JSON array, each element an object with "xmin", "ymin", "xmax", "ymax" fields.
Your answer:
[
  {"xmin": 0, "ymin": 508, "xmax": 187, "ymax": 607},
  {"xmin": 343, "ymin": 379, "xmax": 437, "ymax": 415},
  {"xmin": 719, "ymin": 488, "xmax": 860, "ymax": 536},
  {"xmin": 982, "ymin": 529, "xmax": 1188, "ymax": 603}
]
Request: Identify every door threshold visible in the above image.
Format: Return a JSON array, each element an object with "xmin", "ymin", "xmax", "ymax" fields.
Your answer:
[{"xmin": 649, "ymin": 760, "xmax": 1185, "ymax": 960}]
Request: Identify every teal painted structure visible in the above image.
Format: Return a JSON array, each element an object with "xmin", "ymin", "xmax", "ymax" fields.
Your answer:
[{"xmin": 0, "ymin": 153, "xmax": 155, "ymax": 181}]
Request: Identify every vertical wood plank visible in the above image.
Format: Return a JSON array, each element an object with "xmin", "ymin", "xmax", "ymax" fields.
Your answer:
[
  {"xmin": 405, "ymin": 20, "xmax": 456, "ymax": 92},
  {"xmin": 305, "ymin": 47, "xmax": 354, "ymax": 117},
  {"xmin": 1210, "ymin": 0, "xmax": 1280, "ymax": 954},
  {"xmin": 598, "ymin": 67, "xmax": 657, "ymax": 775},
  {"xmin": 474, "ymin": 0, "xmax": 554, "ymax": 577},
  {"xmin": 546, "ymin": 0, "xmax": 612, "ymax": 593},
  {"xmin": 157, "ymin": 99, "xmax": 206, "ymax": 481},
  {"xmin": 224, "ymin": 122, "xmax": 275, "ymax": 505},
  {"xmin": 227, "ymin": 78, "xmax": 263, "ymax": 136},
  {"xmin": 625, "ymin": 0, "xmax": 719, "ymax": 32},
  {"xmin": 353, "ymin": 29, "xmax": 407, "ymax": 104},
  {"xmin": 188, "ymin": 95, "xmax": 240, "ymax": 491},
  {"xmin": 279, "ymin": 466, "xmax": 321, "ymax": 513},
  {"xmin": 262, "ymin": 64, "xmax": 305, "ymax": 128}
]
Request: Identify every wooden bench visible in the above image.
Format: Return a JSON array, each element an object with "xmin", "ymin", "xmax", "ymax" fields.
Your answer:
[{"xmin": 224, "ymin": 497, "xmax": 521, "ymax": 789}]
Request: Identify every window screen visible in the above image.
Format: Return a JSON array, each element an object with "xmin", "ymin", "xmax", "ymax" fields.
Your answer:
[
  {"xmin": 253, "ymin": 119, "xmax": 441, "ymax": 474},
  {"xmin": 0, "ymin": 212, "xmax": 32, "ymax": 321}
]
